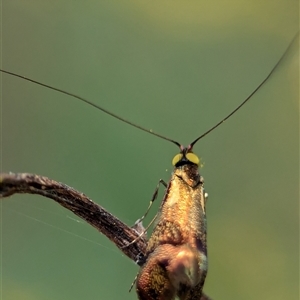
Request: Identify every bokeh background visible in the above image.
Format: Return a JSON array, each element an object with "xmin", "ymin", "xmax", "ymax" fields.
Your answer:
[{"xmin": 1, "ymin": 1, "xmax": 299, "ymax": 300}]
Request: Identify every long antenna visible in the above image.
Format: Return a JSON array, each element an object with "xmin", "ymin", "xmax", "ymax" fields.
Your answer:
[
  {"xmin": 1, "ymin": 32, "xmax": 298, "ymax": 150},
  {"xmin": 0, "ymin": 69, "xmax": 180, "ymax": 148},
  {"xmin": 190, "ymin": 32, "xmax": 298, "ymax": 148}
]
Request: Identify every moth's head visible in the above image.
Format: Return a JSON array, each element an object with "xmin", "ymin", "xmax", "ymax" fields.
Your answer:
[{"xmin": 172, "ymin": 144, "xmax": 200, "ymax": 167}]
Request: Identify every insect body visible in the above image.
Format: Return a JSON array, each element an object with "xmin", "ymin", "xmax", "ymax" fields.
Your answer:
[{"xmin": 137, "ymin": 147, "xmax": 207, "ymax": 300}]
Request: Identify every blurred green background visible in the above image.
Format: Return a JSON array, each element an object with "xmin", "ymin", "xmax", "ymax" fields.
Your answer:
[{"xmin": 1, "ymin": 1, "xmax": 298, "ymax": 299}]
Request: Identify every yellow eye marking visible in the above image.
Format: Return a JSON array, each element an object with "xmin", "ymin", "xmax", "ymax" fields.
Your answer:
[
  {"xmin": 172, "ymin": 153, "xmax": 200, "ymax": 166},
  {"xmin": 186, "ymin": 153, "xmax": 200, "ymax": 165},
  {"xmin": 172, "ymin": 154, "xmax": 183, "ymax": 166}
]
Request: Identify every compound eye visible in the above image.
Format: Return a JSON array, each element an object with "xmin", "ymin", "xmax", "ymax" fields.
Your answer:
[
  {"xmin": 186, "ymin": 153, "xmax": 200, "ymax": 165},
  {"xmin": 172, "ymin": 154, "xmax": 183, "ymax": 166}
]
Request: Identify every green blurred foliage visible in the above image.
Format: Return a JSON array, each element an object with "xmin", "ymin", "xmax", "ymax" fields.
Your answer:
[{"xmin": 1, "ymin": 1, "xmax": 298, "ymax": 300}]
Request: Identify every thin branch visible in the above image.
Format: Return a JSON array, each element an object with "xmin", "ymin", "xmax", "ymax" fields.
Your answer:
[
  {"xmin": 0, "ymin": 172, "xmax": 212, "ymax": 300},
  {"xmin": 0, "ymin": 173, "xmax": 145, "ymax": 262}
]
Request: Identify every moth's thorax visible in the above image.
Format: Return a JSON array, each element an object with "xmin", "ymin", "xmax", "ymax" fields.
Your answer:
[
  {"xmin": 148, "ymin": 163, "xmax": 207, "ymax": 251},
  {"xmin": 173, "ymin": 163, "xmax": 202, "ymax": 188}
]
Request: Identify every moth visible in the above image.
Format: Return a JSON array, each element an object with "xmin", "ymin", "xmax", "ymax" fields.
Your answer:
[
  {"xmin": 3, "ymin": 4, "xmax": 298, "ymax": 298},
  {"xmin": 1, "ymin": 30, "xmax": 297, "ymax": 300}
]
